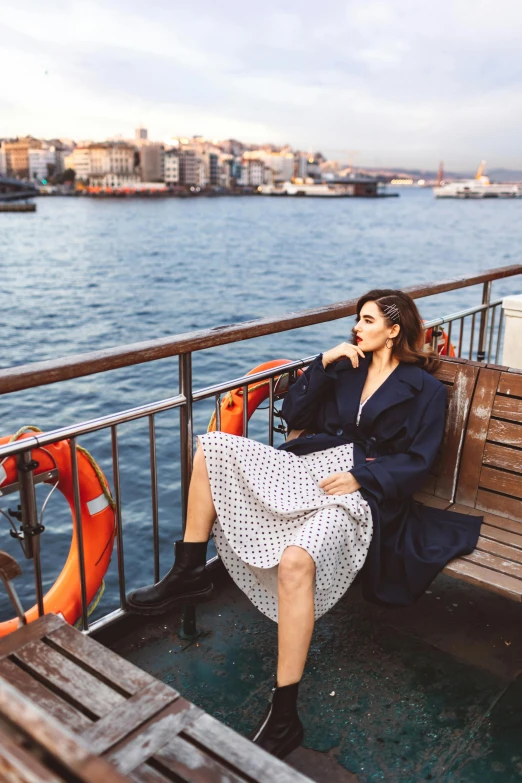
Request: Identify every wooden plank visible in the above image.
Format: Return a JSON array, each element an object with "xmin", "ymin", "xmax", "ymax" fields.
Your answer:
[
  {"xmin": 435, "ymin": 364, "xmax": 478, "ymax": 501},
  {"xmin": 443, "ymin": 558, "xmax": 522, "ymax": 601},
  {"xmin": 476, "ymin": 536, "xmax": 522, "ymax": 565},
  {"xmin": 14, "ymin": 640, "xmax": 124, "ymax": 718},
  {"xmin": 105, "ymin": 700, "xmax": 202, "ymax": 775},
  {"xmin": 480, "ymin": 523, "xmax": 522, "ymax": 550},
  {"xmin": 498, "ymin": 372, "xmax": 522, "ymax": 397},
  {"xmin": 479, "ymin": 466, "xmax": 522, "ymax": 500},
  {"xmin": 185, "ymin": 712, "xmax": 313, "ymax": 783},
  {"xmin": 461, "ymin": 548, "xmax": 522, "ymax": 580},
  {"xmin": 455, "ymin": 368, "xmax": 500, "ymax": 506},
  {"xmin": 82, "ymin": 680, "xmax": 179, "ymax": 754},
  {"xmin": 475, "ymin": 489, "xmax": 522, "ymax": 523},
  {"xmin": 0, "ymin": 677, "xmax": 132, "ymax": 782},
  {"xmin": 419, "ymin": 474, "xmax": 436, "ymax": 494},
  {"xmin": 47, "ymin": 623, "xmax": 159, "ymax": 697},
  {"xmin": 0, "ymin": 724, "xmax": 65, "ymax": 783},
  {"xmin": 153, "ymin": 735, "xmax": 250, "ymax": 783},
  {"xmin": 0, "ymin": 613, "xmax": 64, "ymax": 658},
  {"xmin": 128, "ymin": 764, "xmax": 169, "ymax": 783},
  {"xmin": 492, "ymin": 395, "xmax": 522, "ymax": 423},
  {"xmin": 0, "ymin": 658, "xmax": 91, "ymax": 734},
  {"xmin": 487, "ymin": 418, "xmax": 522, "ymax": 448},
  {"xmin": 434, "ymin": 363, "xmax": 459, "ymax": 383},
  {"xmin": 483, "ymin": 442, "xmax": 522, "ymax": 472}
]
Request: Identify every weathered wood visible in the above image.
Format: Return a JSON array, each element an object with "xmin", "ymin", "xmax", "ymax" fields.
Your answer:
[
  {"xmin": 128, "ymin": 764, "xmax": 169, "ymax": 783},
  {"xmin": 412, "ymin": 491, "xmax": 452, "ymax": 509},
  {"xmin": 475, "ymin": 489, "xmax": 522, "ymax": 523},
  {"xmin": 82, "ymin": 680, "xmax": 179, "ymax": 754},
  {"xmin": 185, "ymin": 712, "xmax": 313, "ymax": 783},
  {"xmin": 487, "ymin": 418, "xmax": 522, "ymax": 448},
  {"xmin": 455, "ymin": 368, "xmax": 500, "ymax": 506},
  {"xmin": 13, "ymin": 640, "xmax": 124, "ymax": 718},
  {"xmin": 0, "ymin": 613, "xmax": 64, "ymax": 658},
  {"xmin": 0, "ymin": 677, "xmax": 133, "ymax": 782},
  {"xmin": 154, "ymin": 735, "xmax": 251, "ymax": 783},
  {"xmin": 479, "ymin": 523, "xmax": 522, "ymax": 549},
  {"xmin": 435, "ymin": 364, "xmax": 479, "ymax": 500},
  {"xmin": 498, "ymin": 372, "xmax": 522, "ymax": 397},
  {"xmin": 479, "ymin": 465, "xmax": 522, "ymax": 499},
  {"xmin": 483, "ymin": 442, "xmax": 522, "ymax": 472},
  {"xmin": 461, "ymin": 548, "xmax": 522, "ymax": 580},
  {"xmin": 47, "ymin": 622, "xmax": 159, "ymax": 697},
  {"xmin": 0, "ymin": 723, "xmax": 64, "ymax": 783},
  {"xmin": 0, "ymin": 550, "xmax": 22, "ymax": 581},
  {"xmin": 0, "ymin": 658, "xmax": 91, "ymax": 733},
  {"xmin": 443, "ymin": 558, "xmax": 522, "ymax": 600},
  {"xmin": 0, "ymin": 265, "xmax": 519, "ymax": 395},
  {"xmin": 475, "ymin": 536, "xmax": 522, "ymax": 565},
  {"xmin": 492, "ymin": 395, "xmax": 522, "ymax": 423},
  {"xmin": 104, "ymin": 700, "xmax": 202, "ymax": 774}
]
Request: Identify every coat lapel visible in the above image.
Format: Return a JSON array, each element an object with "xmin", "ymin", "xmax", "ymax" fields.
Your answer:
[{"xmin": 358, "ymin": 359, "xmax": 424, "ymax": 430}]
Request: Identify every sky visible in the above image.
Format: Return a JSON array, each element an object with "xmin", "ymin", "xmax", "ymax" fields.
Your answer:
[{"xmin": 1, "ymin": 0, "xmax": 521, "ymax": 171}]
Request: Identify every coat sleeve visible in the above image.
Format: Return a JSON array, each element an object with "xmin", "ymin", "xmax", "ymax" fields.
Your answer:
[
  {"xmin": 350, "ymin": 384, "xmax": 447, "ymax": 503},
  {"xmin": 281, "ymin": 354, "xmax": 337, "ymax": 431}
]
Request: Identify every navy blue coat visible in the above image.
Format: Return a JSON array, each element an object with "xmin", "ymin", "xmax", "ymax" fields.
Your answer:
[{"xmin": 279, "ymin": 353, "xmax": 482, "ymax": 606}]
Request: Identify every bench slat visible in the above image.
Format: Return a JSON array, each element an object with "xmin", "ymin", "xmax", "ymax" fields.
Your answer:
[
  {"xmin": 14, "ymin": 640, "xmax": 124, "ymax": 718},
  {"xmin": 0, "ymin": 723, "xmax": 65, "ymax": 783},
  {"xmin": 461, "ymin": 548, "xmax": 522, "ymax": 580},
  {"xmin": 413, "ymin": 491, "xmax": 452, "ymax": 509},
  {"xmin": 475, "ymin": 536, "xmax": 522, "ymax": 565},
  {"xmin": 492, "ymin": 395, "xmax": 522, "ymax": 423},
  {"xmin": 479, "ymin": 465, "xmax": 522, "ymax": 499},
  {"xmin": 0, "ymin": 658, "xmax": 91, "ymax": 734},
  {"xmin": 483, "ymin": 442, "xmax": 522, "ymax": 472},
  {"xmin": 455, "ymin": 368, "xmax": 500, "ymax": 506},
  {"xmin": 153, "ymin": 735, "xmax": 251, "ymax": 783},
  {"xmin": 498, "ymin": 372, "xmax": 522, "ymax": 397},
  {"xmin": 479, "ymin": 523, "xmax": 522, "ymax": 550},
  {"xmin": 47, "ymin": 622, "xmax": 158, "ymax": 697},
  {"xmin": 475, "ymin": 489, "xmax": 522, "ymax": 524},
  {"xmin": 487, "ymin": 418, "xmax": 522, "ymax": 448},
  {"xmin": 0, "ymin": 613, "xmax": 64, "ymax": 658},
  {"xmin": 443, "ymin": 558, "xmax": 522, "ymax": 601}
]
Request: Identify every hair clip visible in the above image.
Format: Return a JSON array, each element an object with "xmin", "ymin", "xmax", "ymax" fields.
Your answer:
[{"xmin": 381, "ymin": 302, "xmax": 401, "ymax": 322}]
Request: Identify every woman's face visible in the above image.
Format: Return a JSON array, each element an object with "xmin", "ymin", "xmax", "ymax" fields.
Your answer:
[{"xmin": 353, "ymin": 301, "xmax": 399, "ymax": 351}]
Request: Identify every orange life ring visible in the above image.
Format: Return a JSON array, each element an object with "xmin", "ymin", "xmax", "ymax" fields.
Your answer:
[
  {"xmin": 0, "ymin": 434, "xmax": 115, "ymax": 636},
  {"xmin": 424, "ymin": 325, "xmax": 456, "ymax": 356},
  {"xmin": 208, "ymin": 359, "xmax": 299, "ymax": 436}
]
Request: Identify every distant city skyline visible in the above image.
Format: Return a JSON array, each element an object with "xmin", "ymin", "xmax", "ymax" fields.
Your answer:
[{"xmin": 1, "ymin": 0, "xmax": 521, "ymax": 171}]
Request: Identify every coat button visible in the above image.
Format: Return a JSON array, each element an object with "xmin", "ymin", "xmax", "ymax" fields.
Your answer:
[{"xmin": 336, "ymin": 428, "xmax": 343, "ymax": 436}]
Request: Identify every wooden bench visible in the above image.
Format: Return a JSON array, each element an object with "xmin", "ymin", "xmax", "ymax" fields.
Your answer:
[
  {"xmin": 414, "ymin": 356, "xmax": 522, "ymax": 601},
  {"xmin": 0, "ymin": 612, "xmax": 312, "ymax": 783}
]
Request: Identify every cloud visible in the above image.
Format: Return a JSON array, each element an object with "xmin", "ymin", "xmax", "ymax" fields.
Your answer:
[{"xmin": 1, "ymin": 0, "xmax": 521, "ymax": 169}]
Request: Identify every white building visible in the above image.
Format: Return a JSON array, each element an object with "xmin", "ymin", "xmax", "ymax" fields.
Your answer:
[
  {"xmin": 64, "ymin": 147, "xmax": 92, "ymax": 181},
  {"xmin": 164, "ymin": 151, "xmax": 180, "ymax": 185},
  {"xmin": 196, "ymin": 159, "xmax": 207, "ymax": 187},
  {"xmin": 0, "ymin": 145, "xmax": 6, "ymax": 176},
  {"xmin": 87, "ymin": 143, "xmax": 139, "ymax": 186},
  {"xmin": 28, "ymin": 146, "xmax": 57, "ymax": 182}
]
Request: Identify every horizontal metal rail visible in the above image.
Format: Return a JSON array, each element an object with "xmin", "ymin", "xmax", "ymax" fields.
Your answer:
[{"xmin": 0, "ymin": 264, "xmax": 519, "ymax": 395}]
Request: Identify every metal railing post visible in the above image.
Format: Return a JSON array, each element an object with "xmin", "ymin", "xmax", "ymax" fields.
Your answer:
[
  {"xmin": 179, "ymin": 353, "xmax": 194, "ymax": 535},
  {"xmin": 17, "ymin": 451, "xmax": 45, "ymax": 616},
  {"xmin": 477, "ymin": 281, "xmax": 492, "ymax": 361}
]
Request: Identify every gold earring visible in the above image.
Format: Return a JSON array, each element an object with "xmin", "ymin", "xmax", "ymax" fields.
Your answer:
[{"xmin": 385, "ymin": 337, "xmax": 393, "ymax": 349}]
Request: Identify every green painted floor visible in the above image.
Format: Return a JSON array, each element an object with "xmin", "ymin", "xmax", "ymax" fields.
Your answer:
[{"xmin": 107, "ymin": 567, "xmax": 522, "ymax": 783}]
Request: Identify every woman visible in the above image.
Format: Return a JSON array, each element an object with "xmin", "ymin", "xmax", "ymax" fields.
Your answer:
[{"xmin": 127, "ymin": 289, "xmax": 482, "ymax": 759}]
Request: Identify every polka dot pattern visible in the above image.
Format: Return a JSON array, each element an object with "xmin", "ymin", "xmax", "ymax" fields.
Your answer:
[{"xmin": 197, "ymin": 398, "xmax": 373, "ymax": 624}]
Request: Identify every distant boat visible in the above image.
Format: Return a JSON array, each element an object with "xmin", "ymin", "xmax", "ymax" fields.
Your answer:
[
  {"xmin": 258, "ymin": 180, "xmax": 354, "ymax": 197},
  {"xmin": 434, "ymin": 161, "xmax": 520, "ymax": 199}
]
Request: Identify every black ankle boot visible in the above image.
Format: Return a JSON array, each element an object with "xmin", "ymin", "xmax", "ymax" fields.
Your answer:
[
  {"xmin": 250, "ymin": 681, "xmax": 304, "ymax": 759},
  {"xmin": 126, "ymin": 540, "xmax": 214, "ymax": 615}
]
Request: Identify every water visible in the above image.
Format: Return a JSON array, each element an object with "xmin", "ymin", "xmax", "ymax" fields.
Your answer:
[{"xmin": 1, "ymin": 188, "xmax": 521, "ymax": 622}]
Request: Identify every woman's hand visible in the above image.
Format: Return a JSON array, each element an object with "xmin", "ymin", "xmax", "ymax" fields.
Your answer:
[
  {"xmin": 319, "ymin": 472, "xmax": 362, "ymax": 495},
  {"xmin": 322, "ymin": 342, "xmax": 365, "ymax": 369}
]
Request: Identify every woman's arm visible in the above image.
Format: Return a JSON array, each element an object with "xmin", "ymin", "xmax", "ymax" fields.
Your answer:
[{"xmin": 350, "ymin": 384, "xmax": 447, "ymax": 503}]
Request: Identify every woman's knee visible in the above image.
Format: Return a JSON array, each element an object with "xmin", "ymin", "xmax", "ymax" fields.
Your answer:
[{"xmin": 279, "ymin": 547, "xmax": 315, "ymax": 592}]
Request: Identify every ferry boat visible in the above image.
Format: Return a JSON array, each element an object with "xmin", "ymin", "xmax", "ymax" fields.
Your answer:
[
  {"xmin": 434, "ymin": 161, "xmax": 520, "ymax": 198},
  {"xmin": 1, "ymin": 264, "xmax": 522, "ymax": 782},
  {"xmin": 258, "ymin": 179, "xmax": 355, "ymax": 197}
]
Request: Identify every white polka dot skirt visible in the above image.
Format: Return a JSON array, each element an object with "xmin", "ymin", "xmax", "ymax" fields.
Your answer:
[{"xmin": 197, "ymin": 431, "xmax": 373, "ymax": 624}]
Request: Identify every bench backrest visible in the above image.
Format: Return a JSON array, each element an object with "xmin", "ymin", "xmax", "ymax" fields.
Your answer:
[
  {"xmin": 422, "ymin": 357, "xmax": 481, "ymax": 502},
  {"xmin": 456, "ymin": 364, "xmax": 522, "ymax": 522}
]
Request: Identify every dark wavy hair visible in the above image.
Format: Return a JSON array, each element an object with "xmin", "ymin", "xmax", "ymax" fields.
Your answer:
[{"xmin": 351, "ymin": 288, "xmax": 441, "ymax": 374}]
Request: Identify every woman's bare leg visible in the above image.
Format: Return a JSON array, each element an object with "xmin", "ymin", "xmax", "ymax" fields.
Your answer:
[
  {"xmin": 277, "ymin": 546, "xmax": 316, "ymax": 686},
  {"xmin": 183, "ymin": 444, "xmax": 216, "ymax": 542}
]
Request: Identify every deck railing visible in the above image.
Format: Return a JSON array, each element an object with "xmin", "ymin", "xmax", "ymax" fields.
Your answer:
[{"xmin": 0, "ymin": 264, "xmax": 520, "ymax": 634}]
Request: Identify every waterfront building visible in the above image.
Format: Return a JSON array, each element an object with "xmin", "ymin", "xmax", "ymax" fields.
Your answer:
[
  {"xmin": 135, "ymin": 127, "xmax": 148, "ymax": 144},
  {"xmin": 244, "ymin": 148, "xmax": 295, "ymax": 183},
  {"xmin": 0, "ymin": 145, "xmax": 6, "ymax": 176},
  {"xmin": 28, "ymin": 146, "xmax": 58, "ymax": 182},
  {"xmin": 3, "ymin": 137, "xmax": 42, "ymax": 179},
  {"xmin": 64, "ymin": 147, "xmax": 92, "ymax": 181},
  {"xmin": 196, "ymin": 159, "xmax": 207, "ymax": 188},
  {"xmin": 87, "ymin": 142, "xmax": 139, "ymax": 188},
  {"xmin": 178, "ymin": 149, "xmax": 198, "ymax": 186},
  {"xmin": 163, "ymin": 150, "xmax": 180, "ymax": 185},
  {"xmin": 139, "ymin": 144, "xmax": 164, "ymax": 182}
]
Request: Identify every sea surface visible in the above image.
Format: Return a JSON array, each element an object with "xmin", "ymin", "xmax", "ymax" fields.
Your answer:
[{"xmin": 1, "ymin": 188, "xmax": 521, "ymax": 622}]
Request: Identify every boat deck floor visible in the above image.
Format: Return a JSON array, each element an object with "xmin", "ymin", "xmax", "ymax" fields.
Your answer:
[{"xmin": 105, "ymin": 566, "xmax": 522, "ymax": 783}]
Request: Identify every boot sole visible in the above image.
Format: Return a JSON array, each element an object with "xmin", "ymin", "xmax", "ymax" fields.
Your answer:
[{"xmin": 126, "ymin": 583, "xmax": 216, "ymax": 616}]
